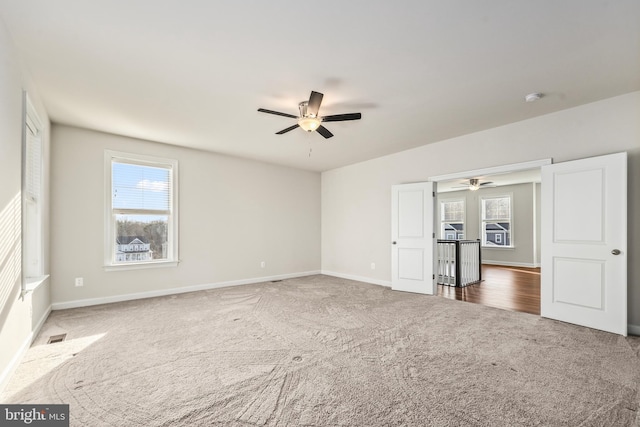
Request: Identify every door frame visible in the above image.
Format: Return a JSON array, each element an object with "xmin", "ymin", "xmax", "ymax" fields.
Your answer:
[
  {"xmin": 429, "ymin": 158, "xmax": 551, "ymax": 270},
  {"xmin": 425, "ymin": 156, "xmax": 629, "ymax": 336},
  {"xmin": 428, "ymin": 159, "xmax": 552, "ymax": 184},
  {"xmin": 428, "ymin": 159, "xmax": 551, "ymax": 307}
]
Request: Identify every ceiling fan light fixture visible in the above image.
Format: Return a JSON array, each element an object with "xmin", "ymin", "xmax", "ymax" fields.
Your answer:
[
  {"xmin": 258, "ymin": 90, "xmax": 361, "ymax": 139},
  {"xmin": 469, "ymin": 178, "xmax": 481, "ymax": 191},
  {"xmin": 298, "ymin": 116, "xmax": 321, "ymax": 132}
]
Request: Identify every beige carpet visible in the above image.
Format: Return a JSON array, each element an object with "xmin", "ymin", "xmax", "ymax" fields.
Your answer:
[{"xmin": 3, "ymin": 275, "xmax": 640, "ymax": 426}]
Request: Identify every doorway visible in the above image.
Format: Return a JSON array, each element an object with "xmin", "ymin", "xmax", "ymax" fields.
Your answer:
[
  {"xmin": 392, "ymin": 154, "xmax": 627, "ymax": 335},
  {"xmin": 433, "ymin": 165, "xmax": 543, "ymax": 315}
]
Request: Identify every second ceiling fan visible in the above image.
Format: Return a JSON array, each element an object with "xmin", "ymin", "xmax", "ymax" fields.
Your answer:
[
  {"xmin": 453, "ymin": 178, "xmax": 495, "ymax": 191},
  {"xmin": 258, "ymin": 91, "xmax": 361, "ymax": 139}
]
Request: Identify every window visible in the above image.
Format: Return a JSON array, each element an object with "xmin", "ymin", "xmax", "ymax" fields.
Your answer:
[
  {"xmin": 22, "ymin": 93, "xmax": 45, "ymax": 286},
  {"xmin": 105, "ymin": 151, "xmax": 178, "ymax": 269},
  {"xmin": 481, "ymin": 195, "xmax": 512, "ymax": 247},
  {"xmin": 440, "ymin": 199, "xmax": 464, "ymax": 240}
]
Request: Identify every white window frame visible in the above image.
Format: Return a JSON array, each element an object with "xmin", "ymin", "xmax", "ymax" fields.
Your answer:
[
  {"xmin": 22, "ymin": 92, "xmax": 48, "ymax": 292},
  {"xmin": 439, "ymin": 198, "xmax": 465, "ymax": 240},
  {"xmin": 104, "ymin": 150, "xmax": 179, "ymax": 270},
  {"xmin": 480, "ymin": 193, "xmax": 514, "ymax": 248}
]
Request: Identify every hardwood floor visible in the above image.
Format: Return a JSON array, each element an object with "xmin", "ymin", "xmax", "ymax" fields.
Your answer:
[{"xmin": 437, "ymin": 264, "xmax": 541, "ymax": 315}]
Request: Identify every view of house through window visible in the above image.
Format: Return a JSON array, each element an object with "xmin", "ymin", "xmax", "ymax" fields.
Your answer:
[
  {"xmin": 106, "ymin": 152, "xmax": 177, "ymax": 266},
  {"xmin": 440, "ymin": 199, "xmax": 465, "ymax": 240},
  {"xmin": 481, "ymin": 195, "xmax": 512, "ymax": 247}
]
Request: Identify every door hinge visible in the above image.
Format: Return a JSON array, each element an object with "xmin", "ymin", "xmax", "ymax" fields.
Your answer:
[
  {"xmin": 432, "ymin": 191, "xmax": 436, "ymax": 197},
  {"xmin": 433, "ymin": 233, "xmax": 435, "ymax": 238},
  {"xmin": 432, "ymin": 274, "xmax": 435, "ymax": 279}
]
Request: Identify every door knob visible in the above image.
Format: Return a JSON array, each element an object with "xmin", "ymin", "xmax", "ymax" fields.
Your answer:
[
  {"xmin": 611, "ymin": 249, "xmax": 621, "ymax": 255},
  {"xmin": 392, "ymin": 241, "xmax": 397, "ymax": 245}
]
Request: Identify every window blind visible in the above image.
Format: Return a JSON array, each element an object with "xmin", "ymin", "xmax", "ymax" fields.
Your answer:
[
  {"xmin": 112, "ymin": 161, "xmax": 171, "ymax": 214},
  {"xmin": 482, "ymin": 197, "xmax": 511, "ymax": 220},
  {"xmin": 25, "ymin": 129, "xmax": 41, "ymax": 203}
]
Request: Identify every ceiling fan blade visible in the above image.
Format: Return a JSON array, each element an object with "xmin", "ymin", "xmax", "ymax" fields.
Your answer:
[
  {"xmin": 316, "ymin": 125, "xmax": 334, "ymax": 139},
  {"xmin": 275, "ymin": 124, "xmax": 300, "ymax": 134},
  {"xmin": 308, "ymin": 91, "xmax": 324, "ymax": 116},
  {"xmin": 479, "ymin": 181, "xmax": 494, "ymax": 186},
  {"xmin": 258, "ymin": 108, "xmax": 298, "ymax": 119},
  {"xmin": 321, "ymin": 113, "xmax": 362, "ymax": 122}
]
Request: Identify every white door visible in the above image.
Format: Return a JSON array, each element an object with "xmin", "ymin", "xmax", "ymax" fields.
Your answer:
[
  {"xmin": 391, "ymin": 182, "xmax": 435, "ymax": 294},
  {"xmin": 541, "ymin": 152, "xmax": 627, "ymax": 335}
]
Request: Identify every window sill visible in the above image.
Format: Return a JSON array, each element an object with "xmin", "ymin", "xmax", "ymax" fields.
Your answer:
[
  {"xmin": 22, "ymin": 274, "xmax": 50, "ymax": 295},
  {"xmin": 104, "ymin": 260, "xmax": 179, "ymax": 272},
  {"xmin": 481, "ymin": 246, "xmax": 515, "ymax": 250}
]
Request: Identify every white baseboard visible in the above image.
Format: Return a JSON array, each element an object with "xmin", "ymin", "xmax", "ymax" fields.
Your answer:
[
  {"xmin": 628, "ymin": 324, "xmax": 640, "ymax": 337},
  {"xmin": 51, "ymin": 270, "xmax": 321, "ymax": 310},
  {"xmin": 321, "ymin": 270, "xmax": 391, "ymax": 288},
  {"xmin": 0, "ymin": 304, "xmax": 52, "ymax": 396},
  {"xmin": 482, "ymin": 260, "xmax": 539, "ymax": 268}
]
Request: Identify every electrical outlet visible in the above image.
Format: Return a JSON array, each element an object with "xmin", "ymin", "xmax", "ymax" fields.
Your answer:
[
  {"xmin": 75, "ymin": 277, "xmax": 84, "ymax": 287},
  {"xmin": 370, "ymin": 262, "xmax": 376, "ymax": 270},
  {"xmin": 260, "ymin": 261, "xmax": 266, "ymax": 268}
]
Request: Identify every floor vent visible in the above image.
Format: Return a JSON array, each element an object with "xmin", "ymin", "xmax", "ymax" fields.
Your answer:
[{"xmin": 47, "ymin": 334, "xmax": 67, "ymax": 344}]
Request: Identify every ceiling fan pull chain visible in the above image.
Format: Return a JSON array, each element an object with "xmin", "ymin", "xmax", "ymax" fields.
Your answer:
[{"xmin": 309, "ymin": 147, "xmax": 312, "ymax": 158}]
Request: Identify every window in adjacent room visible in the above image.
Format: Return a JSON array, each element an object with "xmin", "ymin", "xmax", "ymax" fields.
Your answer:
[
  {"xmin": 104, "ymin": 151, "xmax": 178, "ymax": 269},
  {"xmin": 22, "ymin": 92, "xmax": 45, "ymax": 288},
  {"xmin": 481, "ymin": 195, "xmax": 512, "ymax": 247},
  {"xmin": 440, "ymin": 199, "xmax": 465, "ymax": 240}
]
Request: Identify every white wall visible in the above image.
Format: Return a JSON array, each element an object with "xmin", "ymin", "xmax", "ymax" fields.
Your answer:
[
  {"xmin": 321, "ymin": 91, "xmax": 640, "ymax": 327},
  {"xmin": 438, "ymin": 183, "xmax": 538, "ymax": 267},
  {"xmin": 50, "ymin": 125, "xmax": 321, "ymax": 306},
  {"xmin": 0, "ymin": 19, "xmax": 51, "ymax": 392}
]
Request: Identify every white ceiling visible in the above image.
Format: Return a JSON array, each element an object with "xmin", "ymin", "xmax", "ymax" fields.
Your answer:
[{"xmin": 1, "ymin": 1, "xmax": 638, "ymax": 172}]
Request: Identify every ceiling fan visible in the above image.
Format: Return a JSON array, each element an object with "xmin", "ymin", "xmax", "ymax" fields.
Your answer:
[
  {"xmin": 453, "ymin": 178, "xmax": 495, "ymax": 191},
  {"xmin": 257, "ymin": 91, "xmax": 362, "ymax": 139}
]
